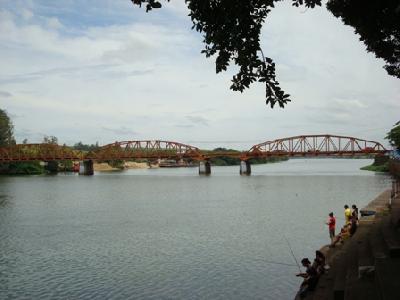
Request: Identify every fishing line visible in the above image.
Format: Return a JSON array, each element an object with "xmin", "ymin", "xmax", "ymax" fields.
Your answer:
[
  {"xmin": 283, "ymin": 235, "xmax": 302, "ymax": 273},
  {"xmin": 263, "ymin": 260, "xmax": 299, "ymax": 268}
]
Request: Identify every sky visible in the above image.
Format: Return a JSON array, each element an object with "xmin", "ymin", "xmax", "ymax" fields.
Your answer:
[{"xmin": 0, "ymin": 0, "xmax": 399, "ymax": 150}]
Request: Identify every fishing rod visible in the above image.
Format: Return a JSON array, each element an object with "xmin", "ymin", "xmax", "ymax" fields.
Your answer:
[
  {"xmin": 283, "ymin": 235, "xmax": 302, "ymax": 273},
  {"xmin": 263, "ymin": 260, "xmax": 299, "ymax": 268}
]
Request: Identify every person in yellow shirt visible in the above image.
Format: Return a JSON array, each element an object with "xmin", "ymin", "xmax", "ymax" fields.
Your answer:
[{"xmin": 344, "ymin": 204, "xmax": 352, "ymax": 224}]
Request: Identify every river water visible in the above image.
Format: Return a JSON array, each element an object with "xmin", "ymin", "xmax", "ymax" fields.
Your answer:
[{"xmin": 0, "ymin": 159, "xmax": 391, "ymax": 299}]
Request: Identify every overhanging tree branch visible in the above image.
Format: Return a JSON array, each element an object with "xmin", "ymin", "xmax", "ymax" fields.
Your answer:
[{"xmin": 131, "ymin": 0, "xmax": 399, "ymax": 108}]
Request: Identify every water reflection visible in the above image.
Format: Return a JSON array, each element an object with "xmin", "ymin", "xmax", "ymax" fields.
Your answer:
[
  {"xmin": 0, "ymin": 159, "xmax": 391, "ymax": 300},
  {"xmin": 0, "ymin": 195, "xmax": 8, "ymax": 207}
]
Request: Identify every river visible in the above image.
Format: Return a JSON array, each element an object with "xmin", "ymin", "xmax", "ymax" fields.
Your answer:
[{"xmin": 0, "ymin": 158, "xmax": 391, "ymax": 299}]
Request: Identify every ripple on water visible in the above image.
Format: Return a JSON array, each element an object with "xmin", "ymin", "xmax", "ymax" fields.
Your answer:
[{"xmin": 0, "ymin": 163, "xmax": 391, "ymax": 299}]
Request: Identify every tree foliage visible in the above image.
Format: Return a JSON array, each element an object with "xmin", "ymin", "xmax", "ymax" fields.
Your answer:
[
  {"xmin": 0, "ymin": 110, "xmax": 44, "ymax": 174},
  {"xmin": 5, "ymin": 162, "xmax": 44, "ymax": 175},
  {"xmin": 131, "ymin": 0, "xmax": 399, "ymax": 107},
  {"xmin": 42, "ymin": 135, "xmax": 58, "ymax": 145},
  {"xmin": 73, "ymin": 141, "xmax": 100, "ymax": 151},
  {"xmin": 0, "ymin": 109, "xmax": 15, "ymax": 146},
  {"xmin": 327, "ymin": 0, "xmax": 400, "ymax": 78},
  {"xmin": 386, "ymin": 121, "xmax": 400, "ymax": 149}
]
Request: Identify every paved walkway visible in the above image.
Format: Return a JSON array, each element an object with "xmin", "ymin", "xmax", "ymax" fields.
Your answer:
[{"xmin": 302, "ymin": 188, "xmax": 400, "ymax": 300}]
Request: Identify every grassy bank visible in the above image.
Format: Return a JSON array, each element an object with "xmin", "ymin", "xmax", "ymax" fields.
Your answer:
[
  {"xmin": 360, "ymin": 154, "xmax": 389, "ymax": 173},
  {"xmin": 0, "ymin": 162, "xmax": 45, "ymax": 175},
  {"xmin": 360, "ymin": 162, "xmax": 389, "ymax": 172},
  {"xmin": 209, "ymin": 155, "xmax": 288, "ymax": 166}
]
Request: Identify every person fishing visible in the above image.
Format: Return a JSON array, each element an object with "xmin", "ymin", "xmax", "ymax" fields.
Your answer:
[
  {"xmin": 344, "ymin": 204, "xmax": 352, "ymax": 225},
  {"xmin": 295, "ymin": 258, "xmax": 319, "ymax": 299},
  {"xmin": 325, "ymin": 212, "xmax": 336, "ymax": 243}
]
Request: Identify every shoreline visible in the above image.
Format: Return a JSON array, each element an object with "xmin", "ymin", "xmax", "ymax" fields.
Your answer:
[
  {"xmin": 320, "ymin": 189, "xmax": 391, "ymax": 262},
  {"xmin": 93, "ymin": 162, "xmax": 150, "ymax": 172},
  {"xmin": 303, "ymin": 187, "xmax": 400, "ymax": 299}
]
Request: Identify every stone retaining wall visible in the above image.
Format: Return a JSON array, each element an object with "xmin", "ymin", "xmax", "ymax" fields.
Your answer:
[{"xmin": 389, "ymin": 159, "xmax": 400, "ymax": 178}]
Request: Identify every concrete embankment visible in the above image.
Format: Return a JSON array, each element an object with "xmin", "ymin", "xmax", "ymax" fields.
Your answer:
[{"xmin": 304, "ymin": 184, "xmax": 400, "ymax": 300}]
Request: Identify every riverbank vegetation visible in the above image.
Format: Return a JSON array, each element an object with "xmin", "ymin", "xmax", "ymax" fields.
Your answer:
[
  {"xmin": 73, "ymin": 141, "xmax": 100, "ymax": 151},
  {"xmin": 0, "ymin": 162, "xmax": 44, "ymax": 175},
  {"xmin": 361, "ymin": 123, "xmax": 400, "ymax": 173},
  {"xmin": 361, "ymin": 155, "xmax": 389, "ymax": 173},
  {"xmin": 360, "ymin": 163, "xmax": 389, "ymax": 172},
  {"xmin": 2, "ymin": 109, "xmax": 398, "ymax": 174},
  {"xmin": 386, "ymin": 121, "xmax": 400, "ymax": 149},
  {"xmin": 0, "ymin": 110, "xmax": 69, "ymax": 175},
  {"xmin": 0, "ymin": 109, "xmax": 15, "ymax": 146},
  {"xmin": 207, "ymin": 148, "xmax": 289, "ymax": 166}
]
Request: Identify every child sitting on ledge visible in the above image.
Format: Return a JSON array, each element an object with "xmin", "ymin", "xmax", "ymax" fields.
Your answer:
[{"xmin": 329, "ymin": 224, "xmax": 351, "ymax": 247}]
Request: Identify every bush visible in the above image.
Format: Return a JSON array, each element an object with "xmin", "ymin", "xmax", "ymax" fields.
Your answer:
[{"xmin": 1, "ymin": 162, "xmax": 45, "ymax": 175}]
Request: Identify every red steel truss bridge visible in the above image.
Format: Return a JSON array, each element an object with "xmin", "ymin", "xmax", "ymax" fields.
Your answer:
[
  {"xmin": 0, "ymin": 134, "xmax": 388, "ymax": 163},
  {"xmin": 244, "ymin": 134, "xmax": 387, "ymax": 159}
]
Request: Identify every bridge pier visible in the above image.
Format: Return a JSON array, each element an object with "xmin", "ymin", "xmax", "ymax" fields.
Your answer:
[
  {"xmin": 79, "ymin": 160, "xmax": 94, "ymax": 175},
  {"xmin": 44, "ymin": 161, "xmax": 59, "ymax": 174},
  {"xmin": 199, "ymin": 161, "xmax": 211, "ymax": 175},
  {"xmin": 240, "ymin": 160, "xmax": 251, "ymax": 175}
]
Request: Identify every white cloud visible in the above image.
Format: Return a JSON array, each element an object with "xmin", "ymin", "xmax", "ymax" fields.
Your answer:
[
  {"xmin": 46, "ymin": 17, "xmax": 63, "ymax": 30},
  {"xmin": 186, "ymin": 115, "xmax": 209, "ymax": 126},
  {"xmin": 0, "ymin": 90, "xmax": 12, "ymax": 97},
  {"xmin": 0, "ymin": 2, "xmax": 398, "ymax": 149},
  {"xmin": 21, "ymin": 9, "xmax": 33, "ymax": 20},
  {"xmin": 102, "ymin": 126, "xmax": 137, "ymax": 136}
]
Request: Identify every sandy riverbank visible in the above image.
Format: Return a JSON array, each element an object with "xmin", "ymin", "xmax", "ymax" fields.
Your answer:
[
  {"xmin": 124, "ymin": 161, "xmax": 151, "ymax": 169},
  {"xmin": 93, "ymin": 161, "xmax": 150, "ymax": 171}
]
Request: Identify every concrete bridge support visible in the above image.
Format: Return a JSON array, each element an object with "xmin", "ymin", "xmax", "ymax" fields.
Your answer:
[
  {"xmin": 44, "ymin": 161, "xmax": 59, "ymax": 174},
  {"xmin": 240, "ymin": 160, "xmax": 251, "ymax": 175},
  {"xmin": 199, "ymin": 161, "xmax": 211, "ymax": 175},
  {"xmin": 79, "ymin": 160, "xmax": 94, "ymax": 175}
]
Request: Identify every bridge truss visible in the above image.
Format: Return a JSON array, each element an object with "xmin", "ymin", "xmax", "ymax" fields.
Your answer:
[
  {"xmin": 246, "ymin": 134, "xmax": 387, "ymax": 158},
  {"xmin": 88, "ymin": 140, "xmax": 201, "ymax": 160},
  {"xmin": 0, "ymin": 144, "xmax": 84, "ymax": 162},
  {"xmin": 0, "ymin": 135, "xmax": 388, "ymax": 163}
]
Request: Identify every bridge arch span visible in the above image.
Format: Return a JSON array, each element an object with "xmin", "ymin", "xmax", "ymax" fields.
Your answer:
[
  {"xmin": 247, "ymin": 134, "xmax": 387, "ymax": 157},
  {"xmin": 89, "ymin": 140, "xmax": 201, "ymax": 160}
]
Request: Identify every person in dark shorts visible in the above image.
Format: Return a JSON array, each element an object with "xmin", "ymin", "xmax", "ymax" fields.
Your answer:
[
  {"xmin": 296, "ymin": 258, "xmax": 319, "ymax": 299},
  {"xmin": 349, "ymin": 215, "xmax": 358, "ymax": 236},
  {"xmin": 326, "ymin": 212, "xmax": 336, "ymax": 243},
  {"xmin": 313, "ymin": 250, "xmax": 326, "ymax": 276},
  {"xmin": 352, "ymin": 204, "xmax": 359, "ymax": 223}
]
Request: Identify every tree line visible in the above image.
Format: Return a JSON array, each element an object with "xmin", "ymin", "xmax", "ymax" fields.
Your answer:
[
  {"xmin": 0, "ymin": 109, "xmax": 100, "ymax": 174},
  {"xmin": 1, "ymin": 109, "xmax": 399, "ymax": 174}
]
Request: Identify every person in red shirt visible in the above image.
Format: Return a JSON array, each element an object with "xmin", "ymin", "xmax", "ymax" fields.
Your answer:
[{"xmin": 326, "ymin": 212, "xmax": 336, "ymax": 243}]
